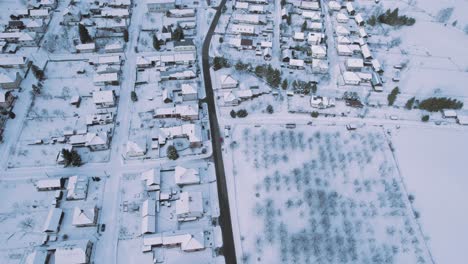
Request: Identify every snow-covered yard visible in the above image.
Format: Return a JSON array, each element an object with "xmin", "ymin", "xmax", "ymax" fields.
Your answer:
[
  {"xmin": 393, "ymin": 126, "xmax": 468, "ymax": 264},
  {"xmin": 227, "ymin": 124, "xmax": 431, "ymax": 263}
]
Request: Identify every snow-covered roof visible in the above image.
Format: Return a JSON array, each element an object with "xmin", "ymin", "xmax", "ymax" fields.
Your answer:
[
  {"xmin": 176, "ymin": 192, "xmax": 203, "ymax": 217},
  {"xmin": 302, "ymin": 11, "xmax": 321, "ymax": 21},
  {"xmin": 174, "ymin": 166, "xmax": 200, "ymax": 185},
  {"xmin": 343, "ymin": 71, "xmax": 361, "ymax": 84},
  {"xmin": 293, "ymin": 32, "xmax": 305, "ymax": 40},
  {"xmin": 36, "ymin": 178, "xmax": 62, "ymax": 190},
  {"xmin": 231, "ymin": 24, "xmax": 255, "ymax": 34},
  {"xmin": 311, "ymin": 45, "xmax": 327, "ymax": 55},
  {"xmin": 181, "ymin": 83, "xmax": 197, "ymax": 95},
  {"xmin": 0, "ymin": 71, "xmax": 18, "ymax": 84},
  {"xmin": 43, "ymin": 208, "xmax": 63, "ymax": 232},
  {"xmin": 72, "ymin": 207, "xmax": 97, "ymax": 226},
  {"xmin": 233, "ymin": 14, "xmax": 261, "ymax": 24},
  {"xmin": 75, "ymin": 43, "xmax": 95, "ymax": 51},
  {"xmin": 336, "ymin": 25, "xmax": 350, "ymax": 35},
  {"xmin": 142, "ymin": 199, "xmax": 156, "ymax": 217},
  {"xmin": 142, "ymin": 215, "xmax": 156, "ymax": 234},
  {"xmin": 101, "ymin": 8, "xmax": 129, "ymax": 17},
  {"xmin": 143, "ymin": 230, "xmax": 205, "ymax": 251},
  {"xmin": 336, "ymin": 13, "xmax": 349, "ymax": 22},
  {"xmin": 92, "ymin": 90, "xmax": 115, "ymax": 104},
  {"xmin": 126, "ymin": 140, "xmax": 146, "ymax": 156},
  {"xmin": 67, "ymin": 175, "xmax": 89, "ymax": 200},
  {"xmin": 289, "ymin": 59, "xmax": 304, "ymax": 67},
  {"xmin": 346, "ymin": 58, "xmax": 364, "ymax": 68},
  {"xmin": 55, "ymin": 240, "xmax": 91, "ymax": 264},
  {"xmin": 141, "ymin": 168, "xmax": 160, "ymax": 189},
  {"xmin": 25, "ymin": 250, "xmax": 48, "ymax": 264},
  {"xmin": 29, "ymin": 9, "xmax": 49, "ymax": 17},
  {"xmin": 220, "ymin": 74, "xmax": 238, "ymax": 87}
]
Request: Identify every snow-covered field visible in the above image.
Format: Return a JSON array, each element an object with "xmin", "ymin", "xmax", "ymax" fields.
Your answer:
[
  {"xmin": 0, "ymin": 179, "xmax": 53, "ymax": 264},
  {"xmin": 393, "ymin": 127, "xmax": 468, "ymax": 264},
  {"xmin": 227, "ymin": 124, "xmax": 431, "ymax": 263}
]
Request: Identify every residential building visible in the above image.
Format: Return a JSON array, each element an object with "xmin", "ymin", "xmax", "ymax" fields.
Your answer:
[{"xmin": 176, "ymin": 192, "xmax": 203, "ymax": 221}]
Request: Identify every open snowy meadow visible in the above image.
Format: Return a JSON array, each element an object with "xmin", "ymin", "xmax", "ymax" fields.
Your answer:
[
  {"xmin": 393, "ymin": 127, "xmax": 468, "ymax": 264},
  {"xmin": 228, "ymin": 125, "xmax": 431, "ymax": 264}
]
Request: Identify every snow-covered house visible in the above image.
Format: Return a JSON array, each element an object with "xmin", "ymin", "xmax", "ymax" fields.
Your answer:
[
  {"xmin": 328, "ymin": 1, "xmax": 341, "ymax": 11},
  {"xmin": 223, "ymin": 91, "xmax": 240, "ymax": 106},
  {"xmin": 359, "ymin": 28, "xmax": 368, "ymax": 38},
  {"xmin": 173, "ymin": 39, "xmax": 195, "ymax": 52},
  {"xmin": 43, "ymin": 208, "xmax": 63, "ymax": 233},
  {"xmin": 336, "ymin": 13, "xmax": 349, "ymax": 23},
  {"xmin": 0, "ymin": 70, "xmax": 22, "ymax": 89},
  {"xmin": 289, "ymin": 59, "xmax": 305, "ymax": 69},
  {"xmin": 0, "ymin": 32, "xmax": 37, "ymax": 46},
  {"xmin": 141, "ymin": 168, "xmax": 161, "ymax": 191},
  {"xmin": 143, "ymin": 230, "xmax": 205, "ymax": 252},
  {"xmin": 66, "ymin": 175, "xmax": 89, "ymax": 200},
  {"xmin": 181, "ymin": 83, "xmax": 197, "ymax": 101},
  {"xmin": 311, "ymin": 45, "xmax": 327, "ymax": 59},
  {"xmin": 159, "ymin": 124, "xmax": 202, "ymax": 147},
  {"xmin": 126, "ymin": 140, "xmax": 147, "ymax": 157},
  {"xmin": 345, "ymin": 58, "xmax": 364, "ymax": 71},
  {"xmin": 312, "ymin": 59, "xmax": 329, "ymax": 74},
  {"xmin": 231, "ymin": 24, "xmax": 255, "ymax": 35},
  {"xmin": 72, "ymin": 207, "xmax": 98, "ymax": 227},
  {"xmin": 337, "ymin": 36, "xmax": 351, "ymax": 45},
  {"xmin": 55, "ymin": 240, "xmax": 92, "ymax": 264},
  {"xmin": 176, "ymin": 192, "xmax": 203, "ymax": 221},
  {"xmin": 92, "ymin": 90, "xmax": 116, "ymax": 108},
  {"xmin": 29, "ymin": 9, "xmax": 49, "ymax": 19},
  {"xmin": 104, "ymin": 43, "xmax": 124, "ymax": 53},
  {"xmin": 360, "ymin": 44, "xmax": 372, "ymax": 59},
  {"xmin": 36, "ymin": 178, "xmax": 63, "ymax": 191},
  {"xmin": 23, "ymin": 19, "xmax": 46, "ymax": 33},
  {"xmin": 343, "ymin": 71, "xmax": 361, "ymax": 85},
  {"xmin": 146, "ymin": 0, "xmax": 176, "ymax": 12},
  {"xmin": 168, "ymin": 8, "xmax": 195, "ymax": 17},
  {"xmin": 0, "ymin": 56, "xmax": 29, "ymax": 69},
  {"xmin": 100, "ymin": 8, "xmax": 130, "ymax": 18},
  {"xmin": 75, "ymin": 43, "xmax": 95, "ymax": 53},
  {"xmin": 346, "ymin": 2, "xmax": 355, "ymax": 15},
  {"xmin": 174, "ymin": 166, "xmax": 200, "ymax": 186},
  {"xmin": 233, "ymin": 14, "xmax": 262, "ymax": 25},
  {"xmin": 302, "ymin": 11, "xmax": 321, "ymax": 21},
  {"xmin": 355, "ymin": 13, "xmax": 365, "ymax": 26},
  {"xmin": 141, "ymin": 199, "xmax": 156, "ymax": 234},
  {"xmin": 310, "ymin": 96, "xmax": 336, "ymax": 109},
  {"xmin": 24, "ymin": 250, "xmax": 48, "ymax": 264},
  {"xmin": 336, "ymin": 25, "xmax": 350, "ymax": 36},
  {"xmin": 300, "ymin": 1, "xmax": 320, "ymax": 10},
  {"xmin": 219, "ymin": 74, "xmax": 238, "ymax": 89},
  {"xmin": 337, "ymin": 44, "xmax": 353, "ymax": 56},
  {"xmin": 293, "ymin": 32, "xmax": 305, "ymax": 41}
]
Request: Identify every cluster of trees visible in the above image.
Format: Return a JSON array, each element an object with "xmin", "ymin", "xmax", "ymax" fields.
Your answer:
[
  {"xmin": 368, "ymin": 8, "xmax": 415, "ymax": 26},
  {"xmin": 153, "ymin": 35, "xmax": 162, "ymax": 50},
  {"xmin": 235, "ymin": 61, "xmax": 250, "ymax": 71},
  {"xmin": 78, "ymin": 24, "xmax": 92, "ymax": 44},
  {"xmin": 255, "ymin": 64, "xmax": 281, "ymax": 88},
  {"xmin": 31, "ymin": 65, "xmax": 44, "ymax": 80},
  {"xmin": 405, "ymin": 97, "xmax": 415, "ymax": 109},
  {"xmin": 166, "ymin": 145, "xmax": 179, "ymax": 160},
  {"xmin": 171, "ymin": 25, "xmax": 184, "ymax": 41},
  {"xmin": 387, "ymin": 87, "xmax": 400, "ymax": 106},
  {"xmin": 311, "ymin": 111, "xmax": 319, "ymax": 118},
  {"xmin": 292, "ymin": 80, "xmax": 317, "ymax": 95},
  {"xmin": 61, "ymin": 148, "xmax": 82, "ymax": 167},
  {"xmin": 213, "ymin": 56, "xmax": 229, "ymax": 71},
  {"xmin": 230, "ymin": 109, "xmax": 248, "ymax": 118},
  {"xmin": 418, "ymin": 97, "xmax": 463, "ymax": 112}
]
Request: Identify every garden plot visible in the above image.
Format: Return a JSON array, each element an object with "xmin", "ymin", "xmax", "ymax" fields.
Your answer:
[
  {"xmin": 7, "ymin": 61, "xmax": 115, "ymax": 168},
  {"xmin": 117, "ymin": 163, "xmax": 220, "ymax": 263},
  {"xmin": 127, "ymin": 82, "xmax": 209, "ymax": 160},
  {"xmin": 228, "ymin": 125, "xmax": 431, "ymax": 264},
  {"xmin": 392, "ymin": 127, "xmax": 468, "ymax": 264},
  {"xmin": 0, "ymin": 180, "xmax": 55, "ymax": 263}
]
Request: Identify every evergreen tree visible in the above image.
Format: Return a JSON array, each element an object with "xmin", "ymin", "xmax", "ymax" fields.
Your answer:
[
  {"xmin": 167, "ymin": 145, "xmax": 179, "ymax": 160},
  {"xmin": 78, "ymin": 24, "xmax": 92, "ymax": 44},
  {"xmin": 153, "ymin": 35, "xmax": 161, "ymax": 50}
]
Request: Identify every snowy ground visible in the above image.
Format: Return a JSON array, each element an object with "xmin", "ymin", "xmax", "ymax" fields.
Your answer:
[
  {"xmin": 225, "ymin": 124, "xmax": 431, "ymax": 263},
  {"xmin": 392, "ymin": 126, "xmax": 468, "ymax": 264}
]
